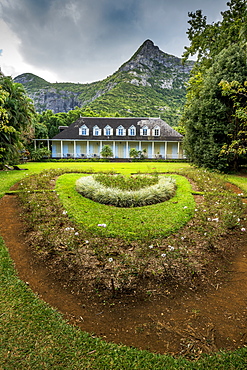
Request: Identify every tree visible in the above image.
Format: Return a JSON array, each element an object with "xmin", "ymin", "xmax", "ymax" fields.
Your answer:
[
  {"xmin": 0, "ymin": 86, "xmax": 16, "ymax": 165},
  {"xmin": 0, "ymin": 75, "xmax": 36, "ymax": 166},
  {"xmin": 129, "ymin": 148, "xmax": 139, "ymax": 159},
  {"xmin": 219, "ymin": 80, "xmax": 247, "ymax": 168},
  {"xmin": 182, "ymin": 0, "xmax": 247, "ymax": 172},
  {"xmin": 100, "ymin": 145, "xmax": 113, "ymax": 158},
  {"xmin": 183, "ymin": 0, "xmax": 247, "ymax": 69}
]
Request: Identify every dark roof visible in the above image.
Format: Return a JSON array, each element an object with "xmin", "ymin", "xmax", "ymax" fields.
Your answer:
[{"xmin": 52, "ymin": 117, "xmax": 183, "ymax": 142}]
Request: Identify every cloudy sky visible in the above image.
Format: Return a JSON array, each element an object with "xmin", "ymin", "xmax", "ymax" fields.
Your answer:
[{"xmin": 0, "ymin": 0, "xmax": 227, "ymax": 84}]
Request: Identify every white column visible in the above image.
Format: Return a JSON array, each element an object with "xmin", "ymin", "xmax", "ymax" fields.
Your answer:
[
  {"xmin": 74, "ymin": 141, "xmax": 76, "ymax": 158},
  {"xmin": 34, "ymin": 140, "xmax": 37, "ymax": 151},
  {"xmin": 47, "ymin": 140, "xmax": 50, "ymax": 151},
  {"xmin": 60, "ymin": 141, "xmax": 63, "ymax": 158},
  {"xmin": 126, "ymin": 141, "xmax": 129, "ymax": 158},
  {"xmin": 139, "ymin": 141, "xmax": 142, "ymax": 151},
  {"xmin": 165, "ymin": 142, "xmax": 167, "ymax": 160},
  {"xmin": 100, "ymin": 141, "xmax": 103, "ymax": 157},
  {"xmin": 113, "ymin": 141, "xmax": 116, "ymax": 158},
  {"xmin": 177, "ymin": 142, "xmax": 180, "ymax": 159},
  {"xmin": 87, "ymin": 141, "xmax": 89, "ymax": 157},
  {"xmin": 152, "ymin": 141, "xmax": 155, "ymax": 158}
]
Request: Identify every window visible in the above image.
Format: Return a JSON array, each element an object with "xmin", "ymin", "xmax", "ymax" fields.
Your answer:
[
  {"xmin": 116, "ymin": 125, "xmax": 126, "ymax": 136},
  {"xmin": 140, "ymin": 125, "xmax": 150, "ymax": 136},
  {"xmin": 104, "ymin": 125, "xmax": 113, "ymax": 136},
  {"xmin": 128, "ymin": 125, "xmax": 136, "ymax": 136},
  {"xmin": 79, "ymin": 124, "xmax": 89, "ymax": 136},
  {"xmin": 153, "ymin": 126, "xmax": 160, "ymax": 136},
  {"xmin": 81, "ymin": 128, "xmax": 87, "ymax": 135},
  {"xmin": 93, "ymin": 125, "xmax": 101, "ymax": 136}
]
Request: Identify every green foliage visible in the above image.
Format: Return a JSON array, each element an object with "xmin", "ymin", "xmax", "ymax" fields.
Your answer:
[
  {"xmin": 219, "ymin": 79, "xmax": 247, "ymax": 167},
  {"xmin": 129, "ymin": 148, "xmax": 139, "ymax": 159},
  {"xmin": 182, "ymin": 1, "xmax": 247, "ymax": 172},
  {"xmin": 100, "ymin": 144, "xmax": 113, "ymax": 158},
  {"xmin": 183, "ymin": 0, "xmax": 247, "ymax": 68},
  {"xmin": 30, "ymin": 147, "xmax": 51, "ymax": 161},
  {"xmin": 0, "ymin": 75, "xmax": 37, "ymax": 166}
]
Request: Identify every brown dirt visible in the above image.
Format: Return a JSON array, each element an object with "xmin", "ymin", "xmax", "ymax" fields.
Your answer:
[{"xmin": 1, "ymin": 188, "xmax": 247, "ymax": 358}]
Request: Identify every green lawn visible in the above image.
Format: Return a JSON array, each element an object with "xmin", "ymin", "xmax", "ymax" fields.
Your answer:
[
  {"xmin": 1, "ymin": 162, "xmax": 247, "ymax": 369},
  {"xmin": 226, "ymin": 174, "xmax": 247, "ymax": 195},
  {"xmin": 56, "ymin": 173, "xmax": 195, "ymax": 240}
]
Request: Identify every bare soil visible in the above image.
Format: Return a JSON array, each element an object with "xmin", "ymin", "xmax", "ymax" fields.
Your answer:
[{"xmin": 1, "ymin": 186, "xmax": 247, "ymax": 358}]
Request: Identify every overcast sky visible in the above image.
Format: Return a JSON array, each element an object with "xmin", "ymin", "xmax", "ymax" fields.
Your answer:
[{"xmin": 0, "ymin": 0, "xmax": 227, "ymax": 84}]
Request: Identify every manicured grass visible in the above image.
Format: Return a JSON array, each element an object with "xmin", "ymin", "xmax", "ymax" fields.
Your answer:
[
  {"xmin": 226, "ymin": 174, "xmax": 247, "ymax": 195},
  {"xmin": 56, "ymin": 173, "xmax": 194, "ymax": 240},
  {"xmin": 1, "ymin": 162, "xmax": 247, "ymax": 369}
]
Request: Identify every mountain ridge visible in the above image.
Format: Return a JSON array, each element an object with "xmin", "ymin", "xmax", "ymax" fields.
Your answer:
[{"xmin": 14, "ymin": 40, "xmax": 194, "ymax": 125}]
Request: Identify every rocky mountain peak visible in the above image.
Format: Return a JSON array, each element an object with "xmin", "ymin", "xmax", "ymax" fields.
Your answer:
[
  {"xmin": 13, "ymin": 39, "xmax": 193, "ymax": 120},
  {"xmin": 119, "ymin": 39, "xmax": 182, "ymax": 73}
]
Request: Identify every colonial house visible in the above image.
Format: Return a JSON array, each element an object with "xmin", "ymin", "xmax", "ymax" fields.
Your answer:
[{"xmin": 35, "ymin": 117, "xmax": 184, "ymax": 159}]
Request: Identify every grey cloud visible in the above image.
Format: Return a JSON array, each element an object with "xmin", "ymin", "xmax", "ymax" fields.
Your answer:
[{"xmin": 0, "ymin": 0, "xmax": 228, "ymax": 83}]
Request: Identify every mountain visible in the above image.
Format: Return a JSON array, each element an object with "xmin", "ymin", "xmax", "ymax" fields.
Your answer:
[{"xmin": 14, "ymin": 40, "xmax": 194, "ymax": 126}]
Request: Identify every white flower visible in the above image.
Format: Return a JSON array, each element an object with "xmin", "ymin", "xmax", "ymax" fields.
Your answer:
[
  {"xmin": 183, "ymin": 206, "xmax": 188, "ymax": 209},
  {"xmin": 74, "ymin": 232, "xmax": 79, "ymax": 236},
  {"xmin": 98, "ymin": 223, "xmax": 107, "ymax": 227},
  {"xmin": 207, "ymin": 218, "xmax": 211, "ymax": 221},
  {"xmin": 195, "ymin": 209, "xmax": 198, "ymax": 212},
  {"xmin": 212, "ymin": 218, "xmax": 219, "ymax": 222},
  {"xmin": 237, "ymin": 218, "xmax": 240, "ymax": 222},
  {"xmin": 85, "ymin": 240, "xmax": 89, "ymax": 244},
  {"xmin": 161, "ymin": 253, "xmax": 166, "ymax": 258},
  {"xmin": 108, "ymin": 257, "xmax": 113, "ymax": 262},
  {"xmin": 62, "ymin": 210, "xmax": 67, "ymax": 215},
  {"xmin": 168, "ymin": 245, "xmax": 174, "ymax": 251},
  {"xmin": 65, "ymin": 227, "xmax": 74, "ymax": 231},
  {"xmin": 149, "ymin": 245, "xmax": 154, "ymax": 249},
  {"xmin": 241, "ymin": 228, "xmax": 246, "ymax": 232},
  {"xmin": 181, "ymin": 236, "xmax": 185, "ymax": 240}
]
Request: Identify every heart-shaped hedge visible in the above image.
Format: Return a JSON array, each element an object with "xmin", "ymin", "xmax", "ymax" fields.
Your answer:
[{"xmin": 76, "ymin": 175, "xmax": 176, "ymax": 207}]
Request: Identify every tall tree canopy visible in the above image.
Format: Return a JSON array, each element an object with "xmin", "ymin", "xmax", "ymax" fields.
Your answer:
[
  {"xmin": 0, "ymin": 74, "xmax": 36, "ymax": 166},
  {"xmin": 182, "ymin": 0, "xmax": 247, "ymax": 171}
]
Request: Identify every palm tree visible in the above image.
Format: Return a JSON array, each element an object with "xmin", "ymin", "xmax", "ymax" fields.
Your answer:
[{"xmin": 0, "ymin": 75, "xmax": 36, "ymax": 166}]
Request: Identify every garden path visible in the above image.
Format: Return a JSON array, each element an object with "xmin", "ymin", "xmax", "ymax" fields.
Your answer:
[{"xmin": 0, "ymin": 190, "xmax": 247, "ymax": 358}]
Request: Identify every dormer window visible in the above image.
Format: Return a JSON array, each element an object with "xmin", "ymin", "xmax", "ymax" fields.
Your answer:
[
  {"xmin": 140, "ymin": 125, "xmax": 149, "ymax": 136},
  {"xmin": 116, "ymin": 125, "xmax": 126, "ymax": 136},
  {"xmin": 128, "ymin": 125, "xmax": 136, "ymax": 136},
  {"xmin": 93, "ymin": 125, "xmax": 101, "ymax": 136},
  {"xmin": 79, "ymin": 124, "xmax": 89, "ymax": 136},
  {"xmin": 153, "ymin": 126, "xmax": 160, "ymax": 136},
  {"xmin": 104, "ymin": 125, "xmax": 113, "ymax": 136}
]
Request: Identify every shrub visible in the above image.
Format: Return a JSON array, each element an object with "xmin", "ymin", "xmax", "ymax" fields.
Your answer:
[{"xmin": 76, "ymin": 174, "xmax": 176, "ymax": 207}]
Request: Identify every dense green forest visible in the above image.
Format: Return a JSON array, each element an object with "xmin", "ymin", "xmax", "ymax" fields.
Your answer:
[{"xmin": 182, "ymin": 0, "xmax": 247, "ymax": 172}]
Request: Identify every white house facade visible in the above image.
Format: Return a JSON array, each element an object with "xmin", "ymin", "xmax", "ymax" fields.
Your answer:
[{"xmin": 35, "ymin": 117, "xmax": 184, "ymax": 159}]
